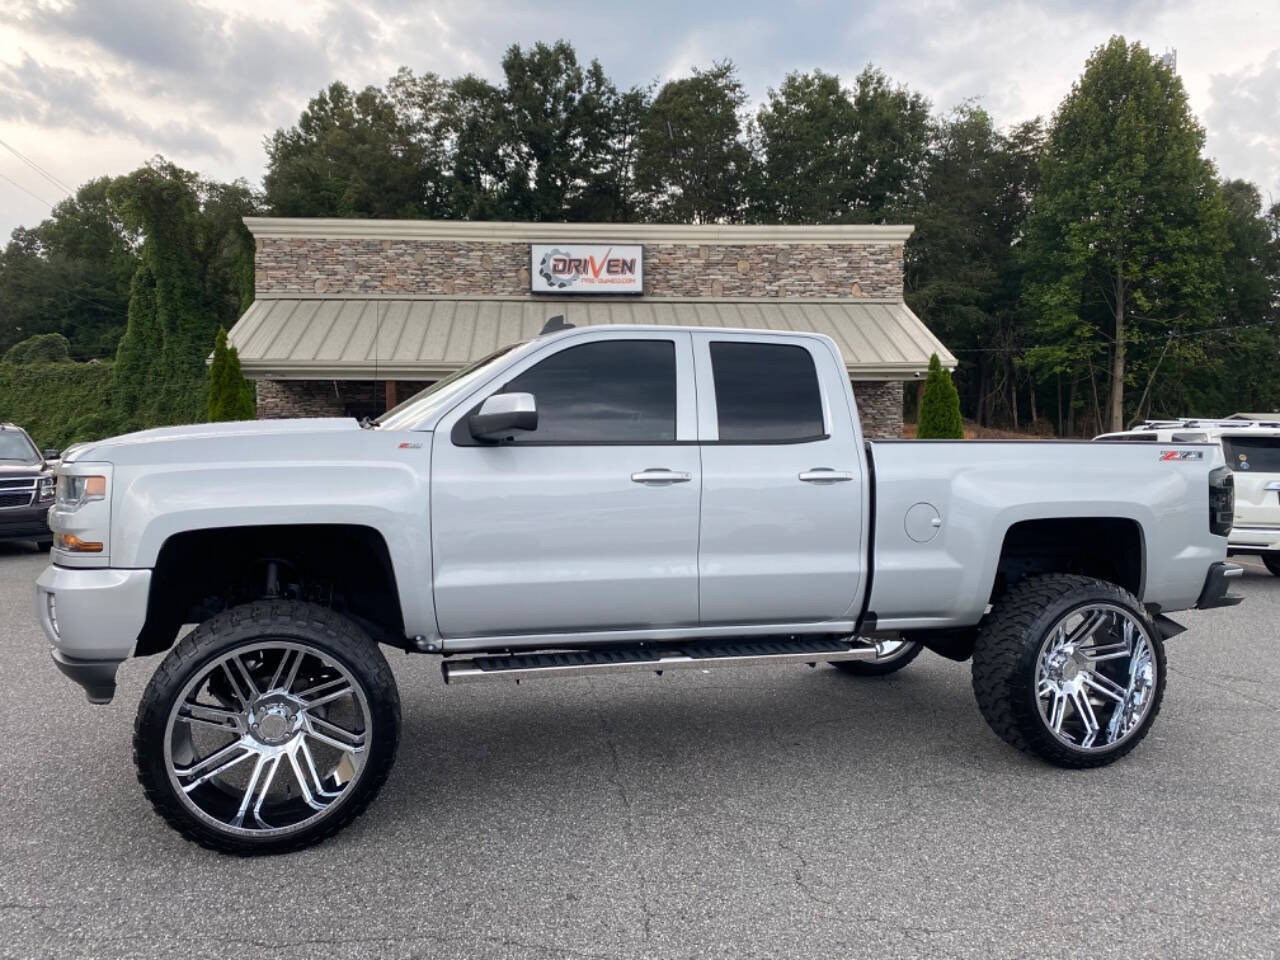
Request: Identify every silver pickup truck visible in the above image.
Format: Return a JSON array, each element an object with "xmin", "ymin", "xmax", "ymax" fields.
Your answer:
[{"xmin": 35, "ymin": 323, "xmax": 1241, "ymax": 854}]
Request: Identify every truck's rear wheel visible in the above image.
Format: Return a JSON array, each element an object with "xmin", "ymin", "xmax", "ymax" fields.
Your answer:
[
  {"xmin": 831, "ymin": 638, "xmax": 922, "ymax": 676},
  {"xmin": 1263, "ymin": 553, "xmax": 1280, "ymax": 577},
  {"xmin": 134, "ymin": 600, "xmax": 400, "ymax": 855},
  {"xmin": 971, "ymin": 575, "xmax": 1165, "ymax": 769}
]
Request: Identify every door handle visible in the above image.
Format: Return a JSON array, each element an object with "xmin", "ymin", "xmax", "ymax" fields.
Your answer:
[
  {"xmin": 631, "ymin": 468, "xmax": 692, "ymax": 485},
  {"xmin": 799, "ymin": 469, "xmax": 854, "ymax": 484}
]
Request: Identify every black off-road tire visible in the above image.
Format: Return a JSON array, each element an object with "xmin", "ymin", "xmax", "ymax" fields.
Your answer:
[
  {"xmin": 831, "ymin": 640, "xmax": 923, "ymax": 676},
  {"xmin": 1263, "ymin": 553, "xmax": 1280, "ymax": 577},
  {"xmin": 971, "ymin": 574, "xmax": 1165, "ymax": 769},
  {"xmin": 134, "ymin": 600, "xmax": 401, "ymax": 855}
]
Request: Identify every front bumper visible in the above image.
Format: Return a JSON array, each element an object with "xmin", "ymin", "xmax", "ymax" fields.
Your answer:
[
  {"xmin": 35, "ymin": 565, "xmax": 152, "ymax": 703},
  {"xmin": 1195, "ymin": 561, "xmax": 1244, "ymax": 610},
  {"xmin": 0, "ymin": 504, "xmax": 51, "ymax": 543}
]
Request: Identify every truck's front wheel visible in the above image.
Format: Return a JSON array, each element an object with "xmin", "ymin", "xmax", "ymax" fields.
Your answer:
[
  {"xmin": 971, "ymin": 575, "xmax": 1165, "ymax": 769},
  {"xmin": 1262, "ymin": 553, "xmax": 1280, "ymax": 577},
  {"xmin": 134, "ymin": 600, "xmax": 400, "ymax": 855}
]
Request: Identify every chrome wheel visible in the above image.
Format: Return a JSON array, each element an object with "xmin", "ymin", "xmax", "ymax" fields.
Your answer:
[
  {"xmin": 1034, "ymin": 603, "xmax": 1156, "ymax": 752},
  {"xmin": 163, "ymin": 642, "xmax": 372, "ymax": 839},
  {"xmin": 871, "ymin": 638, "xmax": 916, "ymax": 662}
]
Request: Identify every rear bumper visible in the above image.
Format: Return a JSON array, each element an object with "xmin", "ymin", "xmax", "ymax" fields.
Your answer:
[
  {"xmin": 1228, "ymin": 526, "xmax": 1280, "ymax": 553},
  {"xmin": 1195, "ymin": 561, "xmax": 1244, "ymax": 610},
  {"xmin": 35, "ymin": 564, "xmax": 151, "ymax": 702}
]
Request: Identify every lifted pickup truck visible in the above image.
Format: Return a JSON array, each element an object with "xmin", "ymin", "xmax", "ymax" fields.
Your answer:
[{"xmin": 36, "ymin": 324, "xmax": 1241, "ymax": 854}]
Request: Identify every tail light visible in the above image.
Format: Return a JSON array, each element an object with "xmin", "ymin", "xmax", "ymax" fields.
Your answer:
[{"xmin": 1208, "ymin": 466, "xmax": 1233, "ymax": 536}]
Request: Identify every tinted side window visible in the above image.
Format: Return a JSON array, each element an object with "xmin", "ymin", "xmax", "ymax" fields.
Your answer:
[
  {"xmin": 710, "ymin": 342, "xmax": 825, "ymax": 442},
  {"xmin": 1222, "ymin": 437, "xmax": 1280, "ymax": 472},
  {"xmin": 502, "ymin": 340, "xmax": 676, "ymax": 443}
]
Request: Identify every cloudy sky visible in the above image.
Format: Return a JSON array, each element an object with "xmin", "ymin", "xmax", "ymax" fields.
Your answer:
[{"xmin": 0, "ymin": 0, "xmax": 1277, "ymax": 238}]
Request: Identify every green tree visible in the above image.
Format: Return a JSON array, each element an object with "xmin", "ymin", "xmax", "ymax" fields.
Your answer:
[
  {"xmin": 1155, "ymin": 180, "xmax": 1280, "ymax": 417},
  {"xmin": 846, "ymin": 67, "xmax": 931, "ymax": 221},
  {"xmin": 0, "ymin": 177, "xmax": 138, "ymax": 357},
  {"xmin": 0, "ymin": 350, "xmax": 117, "ymax": 451},
  {"xmin": 906, "ymin": 106, "xmax": 1042, "ymax": 428},
  {"xmin": 751, "ymin": 70, "xmax": 859, "ymax": 223},
  {"xmin": 1022, "ymin": 37, "xmax": 1227, "ymax": 432},
  {"xmin": 917, "ymin": 353, "xmax": 964, "ymax": 438},
  {"xmin": 438, "ymin": 73, "xmax": 514, "ymax": 220},
  {"xmin": 499, "ymin": 41, "xmax": 619, "ymax": 221},
  {"xmin": 109, "ymin": 159, "xmax": 260, "ymax": 429},
  {"xmin": 265, "ymin": 81, "xmax": 439, "ymax": 218},
  {"xmin": 3, "ymin": 332, "xmax": 72, "ymax": 365},
  {"xmin": 439, "ymin": 44, "xmax": 650, "ymax": 223},
  {"xmin": 751, "ymin": 67, "xmax": 930, "ymax": 225},
  {"xmin": 207, "ymin": 327, "xmax": 255, "ymax": 421},
  {"xmin": 635, "ymin": 62, "xmax": 751, "ymax": 223}
]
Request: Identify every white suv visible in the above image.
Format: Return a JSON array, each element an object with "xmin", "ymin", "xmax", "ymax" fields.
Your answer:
[{"xmin": 1098, "ymin": 418, "xmax": 1280, "ymax": 575}]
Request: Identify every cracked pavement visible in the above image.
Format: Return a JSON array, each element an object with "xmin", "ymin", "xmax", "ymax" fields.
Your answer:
[{"xmin": 1, "ymin": 545, "xmax": 1277, "ymax": 959}]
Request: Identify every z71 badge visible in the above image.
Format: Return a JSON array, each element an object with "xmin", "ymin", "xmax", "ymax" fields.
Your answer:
[{"xmin": 1159, "ymin": 450, "xmax": 1204, "ymax": 461}]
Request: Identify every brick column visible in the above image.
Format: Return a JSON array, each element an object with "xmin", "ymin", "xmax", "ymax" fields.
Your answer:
[{"xmin": 851, "ymin": 381, "xmax": 905, "ymax": 439}]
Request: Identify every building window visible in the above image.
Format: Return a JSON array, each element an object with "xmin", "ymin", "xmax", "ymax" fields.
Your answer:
[
  {"xmin": 710, "ymin": 341, "xmax": 825, "ymax": 442},
  {"xmin": 502, "ymin": 339, "xmax": 677, "ymax": 443}
]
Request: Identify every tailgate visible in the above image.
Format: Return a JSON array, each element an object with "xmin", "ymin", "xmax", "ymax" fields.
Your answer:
[{"xmin": 1222, "ymin": 435, "xmax": 1280, "ymax": 528}]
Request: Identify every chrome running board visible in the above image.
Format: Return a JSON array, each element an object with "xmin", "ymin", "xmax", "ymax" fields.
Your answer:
[{"xmin": 442, "ymin": 636, "xmax": 878, "ymax": 684}]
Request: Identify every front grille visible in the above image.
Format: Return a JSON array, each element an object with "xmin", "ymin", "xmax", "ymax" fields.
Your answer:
[
  {"xmin": 0, "ymin": 478, "xmax": 36, "ymax": 491},
  {"xmin": 0, "ymin": 491, "xmax": 34, "ymax": 509}
]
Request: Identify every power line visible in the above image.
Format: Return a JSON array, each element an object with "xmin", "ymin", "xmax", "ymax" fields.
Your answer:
[
  {"xmin": 0, "ymin": 171, "xmax": 53, "ymax": 208},
  {"xmin": 947, "ymin": 320, "xmax": 1279, "ymax": 355},
  {"xmin": 0, "ymin": 136, "xmax": 73, "ymax": 194}
]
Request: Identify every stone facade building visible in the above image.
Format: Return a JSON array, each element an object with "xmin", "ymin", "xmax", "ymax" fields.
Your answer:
[{"xmin": 230, "ymin": 219, "xmax": 955, "ymax": 438}]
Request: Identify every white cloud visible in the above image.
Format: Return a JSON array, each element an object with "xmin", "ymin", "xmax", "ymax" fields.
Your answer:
[
  {"xmin": 1206, "ymin": 51, "xmax": 1280, "ymax": 202},
  {"xmin": 0, "ymin": 0, "xmax": 1277, "ymax": 238}
]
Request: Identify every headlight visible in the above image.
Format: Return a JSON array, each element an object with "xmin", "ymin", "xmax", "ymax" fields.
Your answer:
[
  {"xmin": 56, "ymin": 474, "xmax": 106, "ymax": 508},
  {"xmin": 37, "ymin": 477, "xmax": 55, "ymax": 502}
]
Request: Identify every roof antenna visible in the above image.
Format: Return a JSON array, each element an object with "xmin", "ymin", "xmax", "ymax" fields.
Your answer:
[{"xmin": 540, "ymin": 314, "xmax": 574, "ymax": 335}]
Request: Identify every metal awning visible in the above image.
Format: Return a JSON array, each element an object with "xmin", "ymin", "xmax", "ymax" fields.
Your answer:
[{"xmin": 227, "ymin": 296, "xmax": 956, "ymax": 381}]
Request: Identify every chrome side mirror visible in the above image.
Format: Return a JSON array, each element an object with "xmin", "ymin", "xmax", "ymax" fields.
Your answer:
[{"xmin": 468, "ymin": 392, "xmax": 537, "ymax": 441}]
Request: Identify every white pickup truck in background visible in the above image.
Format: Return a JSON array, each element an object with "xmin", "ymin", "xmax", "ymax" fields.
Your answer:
[{"xmin": 36, "ymin": 323, "xmax": 1241, "ymax": 854}]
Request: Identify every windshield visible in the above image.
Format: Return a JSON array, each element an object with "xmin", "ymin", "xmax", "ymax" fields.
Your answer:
[
  {"xmin": 376, "ymin": 342, "xmax": 529, "ymax": 431},
  {"xmin": 0, "ymin": 430, "xmax": 38, "ymax": 462}
]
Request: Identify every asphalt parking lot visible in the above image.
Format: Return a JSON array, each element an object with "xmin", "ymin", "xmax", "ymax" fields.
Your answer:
[{"xmin": 1, "ymin": 545, "xmax": 1277, "ymax": 960}]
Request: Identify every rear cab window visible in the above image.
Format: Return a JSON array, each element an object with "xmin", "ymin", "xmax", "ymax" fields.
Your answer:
[{"xmin": 708, "ymin": 341, "xmax": 826, "ymax": 442}]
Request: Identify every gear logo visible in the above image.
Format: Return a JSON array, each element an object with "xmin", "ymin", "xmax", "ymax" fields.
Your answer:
[{"xmin": 537, "ymin": 248, "xmax": 578, "ymax": 289}]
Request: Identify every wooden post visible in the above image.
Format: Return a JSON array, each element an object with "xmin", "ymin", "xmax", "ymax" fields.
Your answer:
[{"xmin": 384, "ymin": 380, "xmax": 398, "ymax": 412}]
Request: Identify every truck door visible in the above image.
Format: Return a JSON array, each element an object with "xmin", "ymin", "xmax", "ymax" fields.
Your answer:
[
  {"xmin": 693, "ymin": 333, "xmax": 867, "ymax": 624},
  {"xmin": 430, "ymin": 331, "xmax": 701, "ymax": 638}
]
